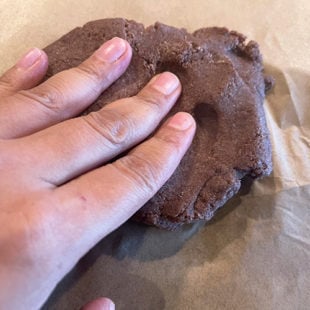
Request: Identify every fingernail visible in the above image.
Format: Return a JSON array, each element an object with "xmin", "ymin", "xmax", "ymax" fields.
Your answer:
[
  {"xmin": 167, "ymin": 112, "xmax": 194, "ymax": 130},
  {"xmin": 151, "ymin": 72, "xmax": 180, "ymax": 95},
  {"xmin": 95, "ymin": 37, "xmax": 127, "ymax": 63},
  {"xmin": 81, "ymin": 298, "xmax": 115, "ymax": 310},
  {"xmin": 17, "ymin": 48, "xmax": 42, "ymax": 69},
  {"xmin": 103, "ymin": 299, "xmax": 115, "ymax": 310}
]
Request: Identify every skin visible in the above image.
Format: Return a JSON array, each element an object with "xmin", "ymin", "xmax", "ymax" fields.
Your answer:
[{"xmin": 0, "ymin": 37, "xmax": 196, "ymax": 309}]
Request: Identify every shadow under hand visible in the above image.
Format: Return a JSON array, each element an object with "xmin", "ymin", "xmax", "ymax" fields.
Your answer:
[
  {"xmin": 97, "ymin": 177, "xmax": 253, "ymax": 263},
  {"xmin": 43, "ymin": 271, "xmax": 165, "ymax": 310},
  {"xmin": 43, "ymin": 174, "xmax": 278, "ymax": 309}
]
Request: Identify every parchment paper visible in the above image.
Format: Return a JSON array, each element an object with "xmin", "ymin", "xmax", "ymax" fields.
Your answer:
[{"xmin": 1, "ymin": 1, "xmax": 309, "ymax": 309}]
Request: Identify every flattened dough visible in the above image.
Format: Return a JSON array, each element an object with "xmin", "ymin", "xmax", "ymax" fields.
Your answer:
[{"xmin": 44, "ymin": 18, "xmax": 272, "ymax": 230}]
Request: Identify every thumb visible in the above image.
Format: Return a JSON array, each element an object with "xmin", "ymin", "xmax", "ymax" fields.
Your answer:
[{"xmin": 81, "ymin": 297, "xmax": 115, "ymax": 310}]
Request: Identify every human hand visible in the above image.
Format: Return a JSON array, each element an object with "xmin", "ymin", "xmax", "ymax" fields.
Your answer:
[{"xmin": 0, "ymin": 37, "xmax": 196, "ymax": 309}]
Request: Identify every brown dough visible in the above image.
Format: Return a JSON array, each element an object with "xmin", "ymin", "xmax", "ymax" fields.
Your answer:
[{"xmin": 44, "ymin": 18, "xmax": 273, "ymax": 230}]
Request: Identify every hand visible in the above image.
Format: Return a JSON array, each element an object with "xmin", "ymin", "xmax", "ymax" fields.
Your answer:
[{"xmin": 0, "ymin": 37, "xmax": 196, "ymax": 309}]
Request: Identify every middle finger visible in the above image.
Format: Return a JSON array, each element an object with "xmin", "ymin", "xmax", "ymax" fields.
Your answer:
[{"xmin": 14, "ymin": 72, "xmax": 181, "ymax": 186}]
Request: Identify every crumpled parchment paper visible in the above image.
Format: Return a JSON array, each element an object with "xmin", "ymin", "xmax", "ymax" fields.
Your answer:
[{"xmin": 1, "ymin": 1, "xmax": 309, "ymax": 309}]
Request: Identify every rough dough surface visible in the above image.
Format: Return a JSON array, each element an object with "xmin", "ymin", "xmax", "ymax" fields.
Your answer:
[{"xmin": 44, "ymin": 18, "xmax": 273, "ymax": 230}]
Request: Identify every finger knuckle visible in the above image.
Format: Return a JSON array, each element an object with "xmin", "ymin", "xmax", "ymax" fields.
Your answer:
[
  {"xmin": 0, "ymin": 74, "xmax": 13, "ymax": 91},
  {"xmin": 83, "ymin": 109, "xmax": 133, "ymax": 147},
  {"xmin": 115, "ymin": 153, "xmax": 162, "ymax": 194},
  {"xmin": 20, "ymin": 83, "xmax": 66, "ymax": 114},
  {"xmin": 156, "ymin": 131, "xmax": 184, "ymax": 153},
  {"xmin": 135, "ymin": 91, "xmax": 162, "ymax": 112},
  {"xmin": 76, "ymin": 62, "xmax": 107, "ymax": 90}
]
